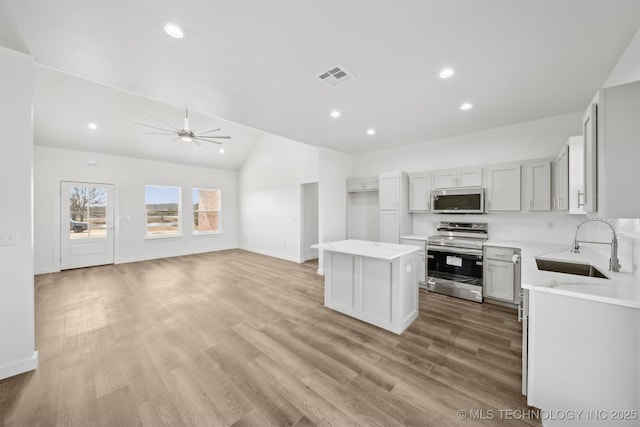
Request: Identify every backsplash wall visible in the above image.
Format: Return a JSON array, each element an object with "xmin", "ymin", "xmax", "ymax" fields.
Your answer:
[{"xmin": 412, "ymin": 212, "xmax": 585, "ymax": 247}]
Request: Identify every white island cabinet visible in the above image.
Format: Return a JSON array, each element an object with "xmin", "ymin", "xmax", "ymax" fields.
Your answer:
[{"xmin": 312, "ymin": 240, "xmax": 420, "ymax": 334}]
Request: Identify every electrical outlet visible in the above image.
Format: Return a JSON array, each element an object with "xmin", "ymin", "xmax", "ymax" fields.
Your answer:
[{"xmin": 0, "ymin": 230, "xmax": 17, "ymax": 246}]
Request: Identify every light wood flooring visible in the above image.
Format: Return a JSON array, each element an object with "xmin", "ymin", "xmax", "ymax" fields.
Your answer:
[{"xmin": 1, "ymin": 249, "xmax": 539, "ymax": 426}]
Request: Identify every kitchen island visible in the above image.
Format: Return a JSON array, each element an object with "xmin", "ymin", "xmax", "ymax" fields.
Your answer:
[{"xmin": 312, "ymin": 239, "xmax": 420, "ymax": 334}]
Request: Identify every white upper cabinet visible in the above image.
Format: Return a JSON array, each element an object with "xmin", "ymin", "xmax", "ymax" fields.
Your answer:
[
  {"xmin": 525, "ymin": 161, "xmax": 551, "ymax": 211},
  {"xmin": 408, "ymin": 172, "xmax": 430, "ymax": 212},
  {"xmin": 568, "ymin": 136, "xmax": 586, "ymax": 214},
  {"xmin": 593, "ymin": 81, "xmax": 640, "ymax": 218},
  {"xmin": 553, "ymin": 144, "xmax": 569, "ymax": 211},
  {"xmin": 379, "ymin": 172, "xmax": 401, "ymax": 210},
  {"xmin": 379, "ymin": 171, "xmax": 410, "ymax": 243},
  {"xmin": 486, "ymin": 163, "xmax": 521, "ymax": 211},
  {"xmin": 432, "ymin": 167, "xmax": 482, "ymax": 189},
  {"xmin": 583, "ymin": 100, "xmax": 598, "ymax": 213}
]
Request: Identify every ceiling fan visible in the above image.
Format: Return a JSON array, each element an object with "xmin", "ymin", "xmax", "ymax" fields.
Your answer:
[{"xmin": 135, "ymin": 108, "xmax": 231, "ymax": 145}]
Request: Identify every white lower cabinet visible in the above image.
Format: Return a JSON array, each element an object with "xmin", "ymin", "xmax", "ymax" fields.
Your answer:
[
  {"xmin": 486, "ymin": 163, "xmax": 521, "ymax": 211},
  {"xmin": 401, "ymin": 239, "xmax": 426, "ymax": 284},
  {"xmin": 483, "ymin": 245, "xmax": 521, "ymax": 304}
]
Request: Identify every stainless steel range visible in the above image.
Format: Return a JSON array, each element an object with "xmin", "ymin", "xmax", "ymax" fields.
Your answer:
[{"xmin": 426, "ymin": 222, "xmax": 488, "ymax": 303}]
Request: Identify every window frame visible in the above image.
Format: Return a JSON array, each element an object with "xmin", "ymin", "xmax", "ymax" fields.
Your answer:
[
  {"xmin": 192, "ymin": 187, "xmax": 222, "ymax": 235},
  {"xmin": 144, "ymin": 185, "xmax": 182, "ymax": 239}
]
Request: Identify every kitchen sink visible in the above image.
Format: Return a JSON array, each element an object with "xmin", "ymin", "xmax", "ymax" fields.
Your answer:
[{"xmin": 535, "ymin": 258, "xmax": 608, "ymax": 279}]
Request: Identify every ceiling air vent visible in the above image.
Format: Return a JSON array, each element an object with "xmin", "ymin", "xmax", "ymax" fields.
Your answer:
[{"xmin": 318, "ymin": 65, "xmax": 354, "ymax": 87}]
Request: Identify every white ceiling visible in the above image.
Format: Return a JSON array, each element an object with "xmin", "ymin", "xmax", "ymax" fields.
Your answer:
[{"xmin": 1, "ymin": 1, "xmax": 639, "ymax": 167}]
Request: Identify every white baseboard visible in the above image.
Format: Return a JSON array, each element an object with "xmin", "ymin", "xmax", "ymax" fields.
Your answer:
[
  {"xmin": 0, "ymin": 351, "xmax": 38, "ymax": 380},
  {"xmin": 238, "ymin": 246, "xmax": 301, "ymax": 263},
  {"xmin": 116, "ymin": 246, "xmax": 236, "ymax": 265},
  {"xmin": 317, "ymin": 268, "xmax": 324, "ymax": 275},
  {"xmin": 35, "ymin": 266, "xmax": 58, "ymax": 275}
]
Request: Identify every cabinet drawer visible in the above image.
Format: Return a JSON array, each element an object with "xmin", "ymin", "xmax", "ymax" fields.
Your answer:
[{"xmin": 485, "ymin": 246, "xmax": 517, "ymax": 260}]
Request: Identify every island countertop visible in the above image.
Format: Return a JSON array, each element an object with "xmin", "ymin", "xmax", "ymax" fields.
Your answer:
[{"xmin": 312, "ymin": 239, "xmax": 420, "ymax": 260}]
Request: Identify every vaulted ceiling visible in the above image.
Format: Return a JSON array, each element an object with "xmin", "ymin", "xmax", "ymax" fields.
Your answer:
[{"xmin": 1, "ymin": 1, "xmax": 638, "ymax": 169}]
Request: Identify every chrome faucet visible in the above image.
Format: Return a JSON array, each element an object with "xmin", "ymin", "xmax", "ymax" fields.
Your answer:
[{"xmin": 571, "ymin": 218, "xmax": 621, "ymax": 272}]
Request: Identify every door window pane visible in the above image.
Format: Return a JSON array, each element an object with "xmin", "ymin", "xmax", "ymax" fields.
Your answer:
[
  {"xmin": 193, "ymin": 188, "xmax": 221, "ymax": 233},
  {"xmin": 146, "ymin": 185, "xmax": 181, "ymax": 236},
  {"xmin": 69, "ymin": 186, "xmax": 107, "ymax": 239}
]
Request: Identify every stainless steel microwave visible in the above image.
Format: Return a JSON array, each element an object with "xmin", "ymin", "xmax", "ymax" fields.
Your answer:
[{"xmin": 431, "ymin": 188, "xmax": 485, "ymax": 214}]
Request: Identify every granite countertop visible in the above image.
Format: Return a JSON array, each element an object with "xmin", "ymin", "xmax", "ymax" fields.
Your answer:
[
  {"xmin": 312, "ymin": 239, "xmax": 421, "ymax": 260},
  {"xmin": 484, "ymin": 240, "xmax": 640, "ymax": 309}
]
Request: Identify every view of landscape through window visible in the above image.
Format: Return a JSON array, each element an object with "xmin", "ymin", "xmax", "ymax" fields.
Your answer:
[
  {"xmin": 69, "ymin": 186, "xmax": 107, "ymax": 239},
  {"xmin": 193, "ymin": 188, "xmax": 221, "ymax": 233},
  {"xmin": 145, "ymin": 185, "xmax": 181, "ymax": 236}
]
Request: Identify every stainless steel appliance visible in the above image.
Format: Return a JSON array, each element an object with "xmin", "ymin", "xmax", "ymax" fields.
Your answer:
[
  {"xmin": 426, "ymin": 222, "xmax": 488, "ymax": 302},
  {"xmin": 431, "ymin": 188, "xmax": 484, "ymax": 214}
]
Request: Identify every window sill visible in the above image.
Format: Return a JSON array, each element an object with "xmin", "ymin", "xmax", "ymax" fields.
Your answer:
[
  {"xmin": 144, "ymin": 234, "xmax": 183, "ymax": 241},
  {"xmin": 192, "ymin": 231, "xmax": 223, "ymax": 237}
]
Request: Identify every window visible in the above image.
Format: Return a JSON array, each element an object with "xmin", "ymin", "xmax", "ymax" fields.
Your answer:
[
  {"xmin": 192, "ymin": 188, "xmax": 221, "ymax": 234},
  {"xmin": 68, "ymin": 186, "xmax": 107, "ymax": 240},
  {"xmin": 145, "ymin": 185, "xmax": 181, "ymax": 237}
]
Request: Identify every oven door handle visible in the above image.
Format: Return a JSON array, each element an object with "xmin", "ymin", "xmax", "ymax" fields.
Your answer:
[{"xmin": 427, "ymin": 245, "xmax": 483, "ymax": 256}]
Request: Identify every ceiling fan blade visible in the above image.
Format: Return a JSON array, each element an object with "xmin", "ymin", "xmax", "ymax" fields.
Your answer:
[
  {"xmin": 193, "ymin": 137, "xmax": 222, "ymax": 145},
  {"xmin": 148, "ymin": 116, "xmax": 180, "ymax": 131},
  {"xmin": 195, "ymin": 128, "xmax": 221, "ymax": 135},
  {"xmin": 196, "ymin": 135, "xmax": 231, "ymax": 139},
  {"xmin": 193, "ymin": 139, "xmax": 203, "ymax": 145},
  {"xmin": 134, "ymin": 122, "xmax": 175, "ymax": 132}
]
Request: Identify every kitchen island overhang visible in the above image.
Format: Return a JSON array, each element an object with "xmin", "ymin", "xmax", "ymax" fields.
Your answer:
[{"xmin": 312, "ymin": 240, "xmax": 421, "ymax": 334}]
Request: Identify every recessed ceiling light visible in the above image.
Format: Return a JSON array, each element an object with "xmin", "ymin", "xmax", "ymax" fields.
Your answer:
[
  {"xmin": 219, "ymin": 148, "xmax": 225, "ymax": 154},
  {"xmin": 87, "ymin": 123, "xmax": 97, "ymax": 130},
  {"xmin": 439, "ymin": 68, "xmax": 455, "ymax": 79},
  {"xmin": 367, "ymin": 129, "xmax": 376, "ymax": 135},
  {"xmin": 163, "ymin": 22, "xmax": 186, "ymax": 39},
  {"xmin": 330, "ymin": 110, "xmax": 341, "ymax": 118},
  {"xmin": 460, "ymin": 102, "xmax": 473, "ymax": 111}
]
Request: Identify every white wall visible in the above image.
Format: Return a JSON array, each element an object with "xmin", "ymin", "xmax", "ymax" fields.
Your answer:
[
  {"xmin": 352, "ymin": 111, "xmax": 582, "ymax": 177},
  {"xmin": 0, "ymin": 48, "xmax": 38, "ymax": 379},
  {"xmin": 604, "ymin": 27, "xmax": 640, "ymax": 88},
  {"xmin": 238, "ymin": 133, "xmax": 319, "ymax": 262},
  {"xmin": 318, "ymin": 148, "xmax": 353, "ymax": 273},
  {"xmin": 34, "ymin": 146, "xmax": 238, "ymax": 273}
]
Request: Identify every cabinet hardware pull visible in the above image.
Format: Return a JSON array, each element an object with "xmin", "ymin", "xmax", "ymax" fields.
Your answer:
[{"xmin": 577, "ymin": 191, "xmax": 585, "ymax": 208}]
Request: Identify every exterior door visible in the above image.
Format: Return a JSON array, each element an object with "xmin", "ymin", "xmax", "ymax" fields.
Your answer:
[{"xmin": 61, "ymin": 181, "xmax": 115, "ymax": 269}]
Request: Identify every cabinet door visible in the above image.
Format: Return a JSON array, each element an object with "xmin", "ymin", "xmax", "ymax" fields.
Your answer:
[
  {"xmin": 484, "ymin": 259, "xmax": 515, "ymax": 302},
  {"xmin": 379, "ymin": 211, "xmax": 399, "ymax": 244},
  {"xmin": 457, "ymin": 167, "xmax": 483, "ymax": 187},
  {"xmin": 553, "ymin": 146, "xmax": 569, "ymax": 211},
  {"xmin": 379, "ymin": 173, "xmax": 399, "ymax": 210},
  {"xmin": 568, "ymin": 136, "xmax": 585, "ymax": 214},
  {"xmin": 526, "ymin": 161, "xmax": 551, "ymax": 211},
  {"xmin": 408, "ymin": 172, "xmax": 430, "ymax": 211},
  {"xmin": 433, "ymin": 170, "xmax": 457, "ymax": 189},
  {"xmin": 487, "ymin": 164, "xmax": 521, "ymax": 211},
  {"xmin": 583, "ymin": 103, "xmax": 597, "ymax": 213}
]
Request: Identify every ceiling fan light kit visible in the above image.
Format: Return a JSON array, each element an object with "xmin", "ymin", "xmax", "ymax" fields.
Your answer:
[{"xmin": 135, "ymin": 108, "xmax": 231, "ymax": 147}]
